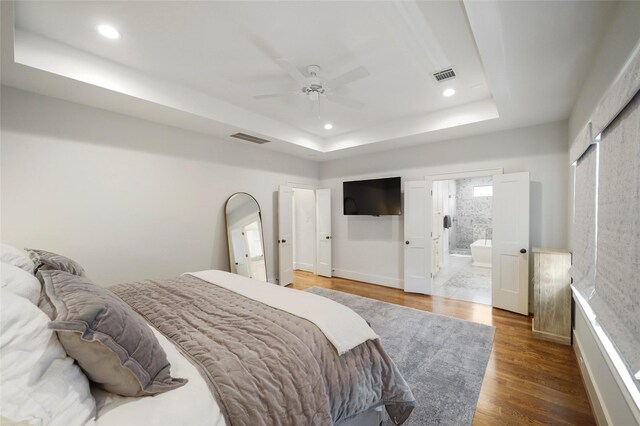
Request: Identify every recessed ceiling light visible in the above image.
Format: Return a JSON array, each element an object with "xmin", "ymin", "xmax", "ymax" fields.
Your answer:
[
  {"xmin": 442, "ymin": 88, "xmax": 456, "ymax": 97},
  {"xmin": 324, "ymin": 123, "xmax": 333, "ymax": 130},
  {"xmin": 97, "ymin": 24, "xmax": 121, "ymax": 40}
]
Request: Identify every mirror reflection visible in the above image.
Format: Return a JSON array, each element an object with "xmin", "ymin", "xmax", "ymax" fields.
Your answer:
[{"xmin": 225, "ymin": 193, "xmax": 267, "ymax": 281}]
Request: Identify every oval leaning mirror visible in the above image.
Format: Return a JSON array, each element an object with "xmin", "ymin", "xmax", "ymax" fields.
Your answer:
[{"xmin": 225, "ymin": 193, "xmax": 267, "ymax": 282}]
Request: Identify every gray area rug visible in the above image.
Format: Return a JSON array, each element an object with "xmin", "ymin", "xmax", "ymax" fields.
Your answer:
[{"xmin": 306, "ymin": 287, "xmax": 495, "ymax": 426}]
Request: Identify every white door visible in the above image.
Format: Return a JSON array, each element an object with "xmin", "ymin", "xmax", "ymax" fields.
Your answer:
[
  {"xmin": 316, "ymin": 188, "xmax": 332, "ymax": 277},
  {"xmin": 492, "ymin": 172, "xmax": 530, "ymax": 315},
  {"xmin": 278, "ymin": 185, "xmax": 293, "ymax": 286},
  {"xmin": 403, "ymin": 180, "xmax": 432, "ymax": 294}
]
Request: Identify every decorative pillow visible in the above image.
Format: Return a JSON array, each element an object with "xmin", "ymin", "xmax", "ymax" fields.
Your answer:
[
  {"xmin": 1, "ymin": 262, "xmax": 41, "ymax": 305},
  {"xmin": 40, "ymin": 269, "xmax": 187, "ymax": 396},
  {"xmin": 0, "ymin": 289, "xmax": 96, "ymax": 425},
  {"xmin": 1, "ymin": 244, "xmax": 35, "ymax": 274},
  {"xmin": 26, "ymin": 249, "xmax": 86, "ymax": 276}
]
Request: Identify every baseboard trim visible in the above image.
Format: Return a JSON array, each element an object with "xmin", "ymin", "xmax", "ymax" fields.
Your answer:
[
  {"xmin": 332, "ymin": 269, "xmax": 402, "ymax": 289},
  {"xmin": 294, "ymin": 262, "xmax": 315, "ymax": 273}
]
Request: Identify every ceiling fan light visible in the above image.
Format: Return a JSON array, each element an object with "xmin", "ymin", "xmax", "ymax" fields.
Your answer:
[{"xmin": 324, "ymin": 123, "xmax": 333, "ymax": 130}]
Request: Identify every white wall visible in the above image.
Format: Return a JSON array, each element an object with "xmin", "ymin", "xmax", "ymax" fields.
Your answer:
[
  {"xmin": 292, "ymin": 188, "xmax": 316, "ymax": 272},
  {"xmin": 568, "ymin": 1, "xmax": 640, "ymax": 141},
  {"xmin": 320, "ymin": 120, "xmax": 569, "ymax": 289},
  {"xmin": 0, "ymin": 86, "xmax": 320, "ymax": 286}
]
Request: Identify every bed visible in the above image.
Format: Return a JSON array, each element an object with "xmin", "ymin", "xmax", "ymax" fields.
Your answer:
[{"xmin": 1, "ymin": 245, "xmax": 415, "ymax": 426}]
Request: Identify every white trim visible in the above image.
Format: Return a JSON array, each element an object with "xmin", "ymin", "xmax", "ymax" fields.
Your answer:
[
  {"xmin": 287, "ymin": 182, "xmax": 318, "ymax": 190},
  {"xmin": 428, "ymin": 167, "xmax": 503, "ymax": 181},
  {"xmin": 333, "ymin": 269, "xmax": 402, "ymax": 289},
  {"xmin": 573, "ymin": 287, "xmax": 640, "ymax": 424},
  {"xmin": 573, "ymin": 324, "xmax": 609, "ymax": 425},
  {"xmin": 294, "ymin": 262, "xmax": 315, "ymax": 273}
]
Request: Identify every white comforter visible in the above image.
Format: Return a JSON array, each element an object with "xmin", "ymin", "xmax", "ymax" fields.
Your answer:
[{"xmin": 187, "ymin": 270, "xmax": 379, "ymax": 355}]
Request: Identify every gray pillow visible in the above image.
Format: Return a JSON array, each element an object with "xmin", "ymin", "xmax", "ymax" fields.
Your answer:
[
  {"xmin": 26, "ymin": 249, "xmax": 86, "ymax": 276},
  {"xmin": 39, "ymin": 269, "xmax": 187, "ymax": 396}
]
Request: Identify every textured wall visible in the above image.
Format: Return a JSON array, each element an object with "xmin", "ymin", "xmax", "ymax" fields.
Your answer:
[{"xmin": 450, "ymin": 176, "xmax": 493, "ymax": 253}]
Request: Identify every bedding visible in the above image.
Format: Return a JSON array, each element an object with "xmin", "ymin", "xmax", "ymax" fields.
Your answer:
[
  {"xmin": 188, "ymin": 270, "xmax": 379, "ymax": 355},
  {"xmin": 1, "ymin": 261, "xmax": 41, "ymax": 304},
  {"xmin": 27, "ymin": 248, "xmax": 86, "ymax": 276},
  {"xmin": 88, "ymin": 326, "xmax": 225, "ymax": 426},
  {"xmin": 39, "ymin": 269, "xmax": 187, "ymax": 396},
  {"xmin": 0, "ymin": 289, "xmax": 96, "ymax": 425},
  {"xmin": 112, "ymin": 272, "xmax": 415, "ymax": 425},
  {"xmin": 1, "ymin": 244, "xmax": 34, "ymax": 273}
]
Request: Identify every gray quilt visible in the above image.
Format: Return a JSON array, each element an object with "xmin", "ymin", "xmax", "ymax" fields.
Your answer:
[{"xmin": 111, "ymin": 275, "xmax": 415, "ymax": 426}]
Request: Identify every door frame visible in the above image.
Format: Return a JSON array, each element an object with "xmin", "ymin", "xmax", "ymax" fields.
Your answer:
[
  {"xmin": 428, "ymin": 167, "xmax": 503, "ymax": 182},
  {"xmin": 426, "ymin": 168, "xmax": 503, "ymax": 304}
]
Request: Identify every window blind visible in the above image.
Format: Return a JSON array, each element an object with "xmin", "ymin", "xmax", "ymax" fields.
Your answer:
[
  {"xmin": 569, "ymin": 144, "xmax": 597, "ymax": 299},
  {"xmin": 590, "ymin": 91, "xmax": 640, "ymax": 390}
]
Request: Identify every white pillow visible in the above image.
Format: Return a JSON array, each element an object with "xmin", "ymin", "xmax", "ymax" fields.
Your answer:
[
  {"xmin": 0, "ymin": 289, "xmax": 96, "ymax": 425},
  {"xmin": 1, "ymin": 262, "xmax": 41, "ymax": 305},
  {"xmin": 1, "ymin": 244, "xmax": 35, "ymax": 274}
]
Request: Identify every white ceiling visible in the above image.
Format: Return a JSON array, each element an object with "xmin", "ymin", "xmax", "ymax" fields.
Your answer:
[{"xmin": 1, "ymin": 1, "xmax": 617, "ymax": 160}]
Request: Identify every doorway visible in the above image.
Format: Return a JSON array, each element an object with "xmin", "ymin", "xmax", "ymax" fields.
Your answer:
[
  {"xmin": 278, "ymin": 185, "xmax": 332, "ymax": 286},
  {"xmin": 292, "ymin": 188, "xmax": 316, "ymax": 274},
  {"xmin": 430, "ymin": 176, "xmax": 493, "ymax": 305}
]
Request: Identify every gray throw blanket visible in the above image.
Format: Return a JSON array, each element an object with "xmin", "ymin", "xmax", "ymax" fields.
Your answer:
[{"xmin": 111, "ymin": 275, "xmax": 415, "ymax": 425}]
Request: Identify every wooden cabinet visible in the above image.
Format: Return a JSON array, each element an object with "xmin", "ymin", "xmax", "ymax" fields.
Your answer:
[{"xmin": 532, "ymin": 248, "xmax": 572, "ymax": 345}]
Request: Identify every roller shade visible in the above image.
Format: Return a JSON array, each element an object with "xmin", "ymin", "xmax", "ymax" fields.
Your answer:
[
  {"xmin": 569, "ymin": 144, "xmax": 597, "ymax": 299},
  {"xmin": 590, "ymin": 91, "xmax": 640, "ymax": 388}
]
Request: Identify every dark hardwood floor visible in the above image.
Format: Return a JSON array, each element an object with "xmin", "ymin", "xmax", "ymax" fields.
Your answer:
[{"xmin": 291, "ymin": 271, "xmax": 595, "ymax": 425}]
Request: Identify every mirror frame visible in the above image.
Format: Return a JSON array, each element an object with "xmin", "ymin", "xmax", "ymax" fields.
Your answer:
[{"xmin": 224, "ymin": 192, "xmax": 267, "ymax": 281}]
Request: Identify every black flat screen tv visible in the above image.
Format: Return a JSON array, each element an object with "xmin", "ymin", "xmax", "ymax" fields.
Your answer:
[{"xmin": 343, "ymin": 177, "xmax": 401, "ymax": 216}]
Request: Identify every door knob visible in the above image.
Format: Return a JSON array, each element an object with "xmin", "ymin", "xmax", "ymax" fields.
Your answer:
[
  {"xmin": 520, "ymin": 248, "xmax": 527, "ymax": 254},
  {"xmin": 326, "ymin": 236, "xmax": 331, "ymax": 240},
  {"xmin": 405, "ymin": 241, "xmax": 410, "ymax": 245},
  {"xmin": 281, "ymin": 239, "xmax": 287, "ymax": 243}
]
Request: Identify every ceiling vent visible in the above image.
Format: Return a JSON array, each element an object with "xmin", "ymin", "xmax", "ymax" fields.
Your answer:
[
  {"xmin": 432, "ymin": 68, "xmax": 456, "ymax": 82},
  {"xmin": 230, "ymin": 133, "xmax": 270, "ymax": 144}
]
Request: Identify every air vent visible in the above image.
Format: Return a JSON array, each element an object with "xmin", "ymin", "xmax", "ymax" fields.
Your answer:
[
  {"xmin": 230, "ymin": 133, "xmax": 270, "ymax": 144},
  {"xmin": 433, "ymin": 68, "xmax": 456, "ymax": 82}
]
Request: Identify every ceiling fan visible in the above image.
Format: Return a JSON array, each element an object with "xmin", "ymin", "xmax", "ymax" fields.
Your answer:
[{"xmin": 253, "ymin": 59, "xmax": 369, "ymax": 116}]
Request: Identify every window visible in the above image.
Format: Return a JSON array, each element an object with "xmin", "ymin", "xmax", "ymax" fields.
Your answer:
[{"xmin": 473, "ymin": 185, "xmax": 493, "ymax": 197}]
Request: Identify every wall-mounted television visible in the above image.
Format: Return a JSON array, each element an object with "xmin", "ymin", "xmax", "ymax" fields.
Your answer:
[{"xmin": 343, "ymin": 177, "xmax": 401, "ymax": 216}]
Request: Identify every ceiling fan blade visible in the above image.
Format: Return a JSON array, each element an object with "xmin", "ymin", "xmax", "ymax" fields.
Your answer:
[
  {"xmin": 326, "ymin": 93, "xmax": 364, "ymax": 110},
  {"xmin": 325, "ymin": 66, "xmax": 370, "ymax": 89},
  {"xmin": 275, "ymin": 58, "xmax": 308, "ymax": 86},
  {"xmin": 253, "ymin": 92, "xmax": 299, "ymax": 100}
]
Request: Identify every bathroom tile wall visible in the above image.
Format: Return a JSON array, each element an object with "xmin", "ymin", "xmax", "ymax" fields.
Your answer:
[{"xmin": 450, "ymin": 176, "xmax": 493, "ymax": 253}]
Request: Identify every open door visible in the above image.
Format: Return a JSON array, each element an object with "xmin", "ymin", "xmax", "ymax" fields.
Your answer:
[
  {"xmin": 492, "ymin": 172, "xmax": 530, "ymax": 315},
  {"xmin": 403, "ymin": 180, "xmax": 432, "ymax": 294},
  {"xmin": 278, "ymin": 185, "xmax": 293, "ymax": 286},
  {"xmin": 316, "ymin": 188, "xmax": 332, "ymax": 277}
]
